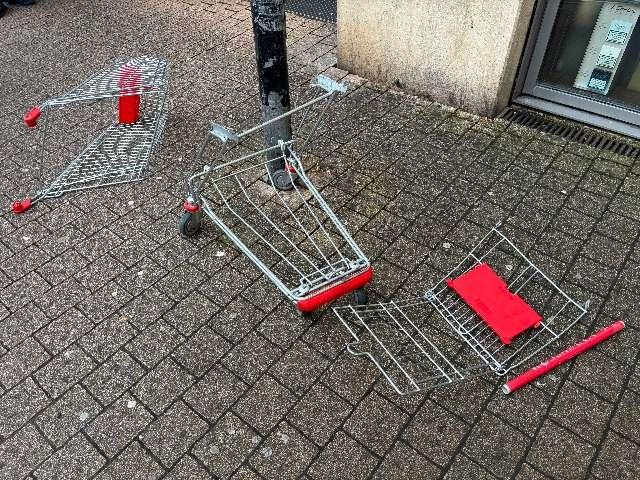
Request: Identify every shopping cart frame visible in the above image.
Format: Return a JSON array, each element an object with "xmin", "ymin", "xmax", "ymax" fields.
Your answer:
[{"xmin": 179, "ymin": 75, "xmax": 372, "ymax": 312}]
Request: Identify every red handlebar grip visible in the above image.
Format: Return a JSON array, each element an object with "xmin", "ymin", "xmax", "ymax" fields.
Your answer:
[
  {"xmin": 24, "ymin": 107, "xmax": 42, "ymax": 128},
  {"xmin": 503, "ymin": 320, "xmax": 625, "ymax": 394}
]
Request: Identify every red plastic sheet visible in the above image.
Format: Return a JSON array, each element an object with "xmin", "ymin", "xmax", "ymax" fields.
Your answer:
[{"xmin": 446, "ymin": 263, "xmax": 541, "ymax": 345}]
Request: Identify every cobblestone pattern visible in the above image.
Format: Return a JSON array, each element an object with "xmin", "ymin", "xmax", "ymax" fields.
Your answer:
[{"xmin": 0, "ymin": 0, "xmax": 639, "ymax": 479}]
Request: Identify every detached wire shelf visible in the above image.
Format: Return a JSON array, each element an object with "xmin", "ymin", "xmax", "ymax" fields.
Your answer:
[
  {"xmin": 334, "ymin": 227, "xmax": 590, "ymax": 395},
  {"xmin": 180, "ymin": 75, "xmax": 372, "ymax": 313},
  {"xmin": 12, "ymin": 56, "xmax": 169, "ymax": 213}
]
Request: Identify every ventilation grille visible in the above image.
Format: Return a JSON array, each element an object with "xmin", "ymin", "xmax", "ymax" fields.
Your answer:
[
  {"xmin": 500, "ymin": 107, "xmax": 640, "ymax": 160},
  {"xmin": 286, "ymin": 0, "xmax": 336, "ymax": 22}
]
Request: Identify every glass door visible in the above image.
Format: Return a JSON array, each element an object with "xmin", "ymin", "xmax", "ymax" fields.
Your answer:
[{"xmin": 521, "ymin": 0, "xmax": 640, "ymax": 130}]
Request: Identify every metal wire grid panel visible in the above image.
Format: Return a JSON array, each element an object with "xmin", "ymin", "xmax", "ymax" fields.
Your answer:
[
  {"xmin": 286, "ymin": 0, "xmax": 337, "ymax": 23},
  {"xmin": 28, "ymin": 56, "xmax": 169, "ymax": 204},
  {"xmin": 334, "ymin": 227, "xmax": 590, "ymax": 395},
  {"xmin": 200, "ymin": 144, "xmax": 368, "ymax": 301},
  {"xmin": 186, "ymin": 75, "xmax": 369, "ymax": 306}
]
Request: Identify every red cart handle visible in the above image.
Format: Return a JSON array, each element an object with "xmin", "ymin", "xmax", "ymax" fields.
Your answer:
[
  {"xmin": 24, "ymin": 107, "xmax": 42, "ymax": 128},
  {"xmin": 296, "ymin": 266, "xmax": 373, "ymax": 313},
  {"xmin": 503, "ymin": 320, "xmax": 625, "ymax": 394}
]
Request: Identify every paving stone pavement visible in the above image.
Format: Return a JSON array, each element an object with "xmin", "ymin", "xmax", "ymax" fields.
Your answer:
[{"xmin": 1, "ymin": 1, "xmax": 639, "ymax": 479}]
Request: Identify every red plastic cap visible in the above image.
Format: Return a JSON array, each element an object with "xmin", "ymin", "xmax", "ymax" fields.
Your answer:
[
  {"xmin": 296, "ymin": 266, "xmax": 373, "ymax": 313},
  {"xmin": 183, "ymin": 200, "xmax": 201, "ymax": 213},
  {"xmin": 11, "ymin": 197, "xmax": 32, "ymax": 214},
  {"xmin": 24, "ymin": 107, "xmax": 41, "ymax": 128}
]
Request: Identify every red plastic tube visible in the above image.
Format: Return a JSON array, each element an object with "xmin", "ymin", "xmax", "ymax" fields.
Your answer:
[
  {"xmin": 24, "ymin": 107, "xmax": 42, "ymax": 128},
  {"xmin": 118, "ymin": 66, "xmax": 142, "ymax": 124},
  {"xmin": 296, "ymin": 266, "xmax": 373, "ymax": 313},
  {"xmin": 502, "ymin": 321, "xmax": 625, "ymax": 394}
]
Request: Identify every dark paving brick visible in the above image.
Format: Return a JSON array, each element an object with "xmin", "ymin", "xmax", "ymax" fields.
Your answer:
[
  {"xmin": 35, "ymin": 345, "xmax": 96, "ymax": 398},
  {"xmin": 610, "ymin": 390, "xmax": 640, "ymax": 441},
  {"xmin": 307, "ymin": 431, "xmax": 378, "ymax": 480},
  {"xmin": 165, "ymin": 455, "xmax": 212, "ymax": 480},
  {"xmin": 464, "ymin": 413, "xmax": 530, "ymax": 478},
  {"xmin": 193, "ymin": 412, "xmax": 261, "ymax": 480},
  {"xmin": 156, "ymin": 262, "xmax": 207, "ymax": 301},
  {"xmin": 33, "ymin": 433, "xmax": 106, "ymax": 480},
  {"xmin": 527, "ymin": 420, "xmax": 596, "ymax": 480},
  {"xmin": 35, "ymin": 384, "xmax": 101, "ymax": 447},
  {"xmin": 126, "ymin": 319, "xmax": 184, "ymax": 368},
  {"xmin": 79, "ymin": 314, "xmax": 136, "ymax": 361},
  {"xmin": 93, "ymin": 441, "xmax": 164, "ymax": 480},
  {"xmin": 257, "ymin": 306, "xmax": 312, "ymax": 350},
  {"xmin": 222, "ymin": 331, "xmax": 282, "ymax": 384},
  {"xmin": 75, "ymin": 253, "xmax": 127, "ymax": 292},
  {"xmin": 0, "ymin": 301, "xmax": 48, "ymax": 348},
  {"xmin": 372, "ymin": 441, "xmax": 441, "ymax": 480},
  {"xmin": 37, "ymin": 248, "xmax": 90, "ymax": 285},
  {"xmin": 570, "ymin": 350, "xmax": 629, "ymax": 402},
  {"xmin": 35, "ymin": 277, "xmax": 89, "ymax": 319},
  {"xmin": 210, "ymin": 296, "xmax": 263, "ymax": 343},
  {"xmin": 445, "ymin": 455, "xmax": 499, "ymax": 480},
  {"xmin": 35, "ymin": 307, "xmax": 93, "ymax": 355},
  {"xmin": 0, "ymin": 336, "xmax": 50, "ymax": 389},
  {"xmin": 141, "ymin": 400, "xmax": 208, "ymax": 468},
  {"xmin": 592, "ymin": 431, "xmax": 640, "ymax": 480},
  {"xmin": 0, "ymin": 424, "xmax": 53, "ymax": 479},
  {"xmin": 172, "ymin": 325, "xmax": 230, "ymax": 377},
  {"xmin": 550, "ymin": 381, "xmax": 614, "ymax": 443},
  {"xmin": 0, "ymin": 271, "xmax": 50, "ymax": 311},
  {"xmin": 488, "ymin": 383, "xmax": 551, "ymax": 435},
  {"xmin": 77, "ymin": 281, "xmax": 133, "ymax": 324},
  {"xmin": 320, "ymin": 352, "xmax": 378, "ymax": 405},
  {"xmin": 269, "ymin": 340, "xmax": 329, "ymax": 395},
  {"xmin": 86, "ymin": 394, "xmax": 154, "ymax": 457},
  {"xmin": 249, "ymin": 421, "xmax": 318, "ymax": 480},
  {"xmin": 83, "ymin": 350, "xmax": 145, "ymax": 406},
  {"xmin": 403, "ymin": 399, "xmax": 469, "ymax": 467},
  {"xmin": 234, "ymin": 374, "xmax": 297, "ymax": 435},
  {"xmin": 344, "ymin": 390, "xmax": 409, "ymax": 456},
  {"xmin": 184, "ymin": 365, "xmax": 248, "ymax": 422},
  {"xmin": 289, "ymin": 381, "xmax": 353, "ymax": 447},
  {"xmin": 120, "ymin": 287, "xmax": 174, "ymax": 330},
  {"xmin": 133, "ymin": 357, "xmax": 194, "ymax": 415},
  {"xmin": 0, "ymin": 378, "xmax": 49, "ymax": 438},
  {"xmin": 164, "ymin": 290, "xmax": 220, "ymax": 337}
]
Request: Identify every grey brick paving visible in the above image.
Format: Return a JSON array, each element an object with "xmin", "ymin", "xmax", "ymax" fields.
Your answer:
[{"xmin": 0, "ymin": 0, "xmax": 639, "ymax": 479}]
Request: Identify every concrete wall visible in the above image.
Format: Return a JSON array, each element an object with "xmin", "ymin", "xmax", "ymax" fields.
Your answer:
[{"xmin": 337, "ymin": 0, "xmax": 536, "ymax": 116}]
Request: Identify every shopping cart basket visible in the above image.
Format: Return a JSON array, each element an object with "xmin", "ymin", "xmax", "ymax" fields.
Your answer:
[
  {"xmin": 179, "ymin": 75, "xmax": 372, "ymax": 313},
  {"xmin": 334, "ymin": 226, "xmax": 590, "ymax": 395},
  {"xmin": 12, "ymin": 56, "xmax": 169, "ymax": 213}
]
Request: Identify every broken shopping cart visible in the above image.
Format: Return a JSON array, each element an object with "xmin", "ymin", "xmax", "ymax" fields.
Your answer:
[
  {"xmin": 12, "ymin": 56, "xmax": 169, "ymax": 213},
  {"xmin": 179, "ymin": 75, "xmax": 372, "ymax": 313},
  {"xmin": 334, "ymin": 226, "xmax": 590, "ymax": 395}
]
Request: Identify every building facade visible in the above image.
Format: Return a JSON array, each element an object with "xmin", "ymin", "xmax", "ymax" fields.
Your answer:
[{"xmin": 338, "ymin": 0, "xmax": 640, "ymax": 139}]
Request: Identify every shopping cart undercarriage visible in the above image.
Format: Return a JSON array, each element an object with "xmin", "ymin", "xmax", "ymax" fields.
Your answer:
[
  {"xmin": 334, "ymin": 227, "xmax": 590, "ymax": 395},
  {"xmin": 12, "ymin": 56, "xmax": 169, "ymax": 213},
  {"xmin": 179, "ymin": 75, "xmax": 372, "ymax": 313}
]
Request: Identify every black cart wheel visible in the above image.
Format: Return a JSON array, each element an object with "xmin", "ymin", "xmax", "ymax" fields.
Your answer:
[
  {"xmin": 179, "ymin": 211, "xmax": 202, "ymax": 238},
  {"xmin": 353, "ymin": 288, "xmax": 367, "ymax": 305}
]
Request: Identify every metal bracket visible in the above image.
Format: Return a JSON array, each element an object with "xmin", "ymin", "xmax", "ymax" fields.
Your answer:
[
  {"xmin": 210, "ymin": 123, "xmax": 240, "ymax": 144},
  {"xmin": 314, "ymin": 74, "xmax": 347, "ymax": 94}
]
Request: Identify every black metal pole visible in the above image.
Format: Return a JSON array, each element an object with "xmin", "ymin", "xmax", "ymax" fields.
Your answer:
[{"xmin": 250, "ymin": 0, "xmax": 293, "ymax": 190}]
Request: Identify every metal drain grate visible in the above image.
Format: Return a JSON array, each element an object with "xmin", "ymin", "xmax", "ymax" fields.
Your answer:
[
  {"xmin": 500, "ymin": 107, "xmax": 640, "ymax": 160},
  {"xmin": 286, "ymin": 0, "xmax": 336, "ymax": 22}
]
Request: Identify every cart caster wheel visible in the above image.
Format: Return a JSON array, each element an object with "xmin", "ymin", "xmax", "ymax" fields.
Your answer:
[
  {"xmin": 179, "ymin": 211, "xmax": 202, "ymax": 238},
  {"xmin": 353, "ymin": 289, "xmax": 367, "ymax": 305},
  {"xmin": 272, "ymin": 169, "xmax": 295, "ymax": 191}
]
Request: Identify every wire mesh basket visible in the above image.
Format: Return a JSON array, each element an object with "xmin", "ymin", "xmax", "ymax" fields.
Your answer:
[
  {"xmin": 179, "ymin": 75, "xmax": 372, "ymax": 313},
  {"xmin": 12, "ymin": 56, "xmax": 169, "ymax": 213},
  {"xmin": 334, "ymin": 227, "xmax": 590, "ymax": 395}
]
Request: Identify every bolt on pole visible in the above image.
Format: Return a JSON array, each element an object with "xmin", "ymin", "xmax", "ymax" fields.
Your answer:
[{"xmin": 250, "ymin": 0, "xmax": 294, "ymax": 190}]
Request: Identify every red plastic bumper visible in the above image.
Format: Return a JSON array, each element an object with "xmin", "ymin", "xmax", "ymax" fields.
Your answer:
[
  {"xmin": 11, "ymin": 197, "xmax": 32, "ymax": 214},
  {"xmin": 296, "ymin": 266, "xmax": 373, "ymax": 313}
]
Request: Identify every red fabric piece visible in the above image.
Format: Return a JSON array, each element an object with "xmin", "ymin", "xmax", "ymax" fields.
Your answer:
[
  {"xmin": 118, "ymin": 66, "xmax": 141, "ymax": 124},
  {"xmin": 446, "ymin": 263, "xmax": 541, "ymax": 345}
]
